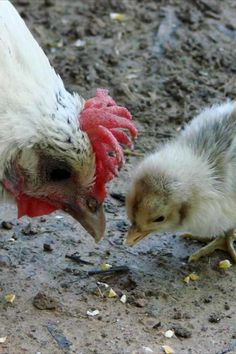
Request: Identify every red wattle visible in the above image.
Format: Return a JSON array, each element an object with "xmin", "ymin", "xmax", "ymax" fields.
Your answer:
[{"xmin": 17, "ymin": 194, "xmax": 58, "ymax": 218}]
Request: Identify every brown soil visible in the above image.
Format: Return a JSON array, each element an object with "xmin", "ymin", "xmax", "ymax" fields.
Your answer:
[{"xmin": 1, "ymin": 0, "xmax": 236, "ymax": 353}]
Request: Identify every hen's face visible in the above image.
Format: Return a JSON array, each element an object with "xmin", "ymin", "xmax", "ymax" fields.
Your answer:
[
  {"xmin": 3, "ymin": 146, "xmax": 105, "ymax": 242},
  {"xmin": 125, "ymin": 175, "xmax": 188, "ymax": 246}
]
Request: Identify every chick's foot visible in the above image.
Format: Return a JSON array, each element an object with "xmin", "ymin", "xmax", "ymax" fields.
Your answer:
[{"xmin": 186, "ymin": 229, "xmax": 236, "ymax": 263}]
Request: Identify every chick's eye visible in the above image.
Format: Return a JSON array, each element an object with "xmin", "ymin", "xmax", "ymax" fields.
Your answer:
[
  {"xmin": 154, "ymin": 216, "xmax": 165, "ymax": 223},
  {"xmin": 49, "ymin": 168, "xmax": 71, "ymax": 182}
]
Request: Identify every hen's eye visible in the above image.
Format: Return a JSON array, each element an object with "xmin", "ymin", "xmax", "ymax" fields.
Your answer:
[
  {"xmin": 154, "ymin": 216, "xmax": 165, "ymax": 223},
  {"xmin": 49, "ymin": 168, "xmax": 71, "ymax": 182}
]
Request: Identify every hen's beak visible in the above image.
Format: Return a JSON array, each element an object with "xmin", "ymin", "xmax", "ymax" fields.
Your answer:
[
  {"xmin": 64, "ymin": 202, "xmax": 105, "ymax": 242},
  {"xmin": 125, "ymin": 226, "xmax": 150, "ymax": 246}
]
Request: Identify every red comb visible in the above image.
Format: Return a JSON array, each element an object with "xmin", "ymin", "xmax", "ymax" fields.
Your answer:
[{"xmin": 80, "ymin": 89, "xmax": 137, "ymax": 201}]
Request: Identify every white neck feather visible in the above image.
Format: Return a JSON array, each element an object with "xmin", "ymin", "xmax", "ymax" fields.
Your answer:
[{"xmin": 0, "ymin": 1, "xmax": 86, "ymax": 179}]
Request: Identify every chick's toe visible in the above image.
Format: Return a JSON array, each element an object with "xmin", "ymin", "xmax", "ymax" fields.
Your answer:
[{"xmin": 188, "ymin": 229, "xmax": 236, "ymax": 263}]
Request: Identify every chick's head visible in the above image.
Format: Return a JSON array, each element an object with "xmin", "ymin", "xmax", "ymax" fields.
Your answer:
[{"xmin": 126, "ymin": 167, "xmax": 190, "ymax": 246}]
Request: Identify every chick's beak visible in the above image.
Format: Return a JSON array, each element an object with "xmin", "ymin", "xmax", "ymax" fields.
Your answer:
[
  {"xmin": 125, "ymin": 225, "xmax": 150, "ymax": 246},
  {"xmin": 64, "ymin": 201, "xmax": 105, "ymax": 242}
]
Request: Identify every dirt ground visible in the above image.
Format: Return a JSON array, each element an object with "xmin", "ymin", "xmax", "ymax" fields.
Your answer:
[{"xmin": 1, "ymin": 0, "xmax": 236, "ymax": 353}]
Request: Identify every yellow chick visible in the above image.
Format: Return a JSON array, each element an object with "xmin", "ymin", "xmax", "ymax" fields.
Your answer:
[{"xmin": 126, "ymin": 102, "xmax": 236, "ymax": 262}]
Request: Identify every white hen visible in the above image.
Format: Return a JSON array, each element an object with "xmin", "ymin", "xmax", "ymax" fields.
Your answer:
[{"xmin": 0, "ymin": 1, "xmax": 137, "ymax": 241}]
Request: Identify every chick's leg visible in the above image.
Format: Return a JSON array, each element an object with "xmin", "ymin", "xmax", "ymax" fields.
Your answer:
[{"xmin": 185, "ymin": 229, "xmax": 236, "ymax": 263}]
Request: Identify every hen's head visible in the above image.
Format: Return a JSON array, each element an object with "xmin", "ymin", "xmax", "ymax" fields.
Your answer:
[{"xmin": 2, "ymin": 89, "xmax": 137, "ymax": 241}]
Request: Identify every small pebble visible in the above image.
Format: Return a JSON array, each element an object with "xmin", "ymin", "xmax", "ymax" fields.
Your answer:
[
  {"xmin": 0, "ymin": 255, "xmax": 11, "ymax": 267},
  {"xmin": 22, "ymin": 223, "xmax": 38, "ymax": 235},
  {"xmin": 12, "ymin": 233, "xmax": 18, "ymax": 240},
  {"xmin": 110, "ymin": 192, "xmax": 126, "ymax": 203},
  {"xmin": 134, "ymin": 298, "xmax": 148, "ymax": 308},
  {"xmin": 173, "ymin": 325, "xmax": 192, "ymax": 338},
  {"xmin": 224, "ymin": 302, "xmax": 230, "ymax": 310},
  {"xmin": 43, "ymin": 243, "xmax": 53, "ymax": 252},
  {"xmin": 33, "ymin": 292, "xmax": 60, "ymax": 310},
  {"xmin": 203, "ymin": 295, "xmax": 213, "ymax": 303},
  {"xmin": 116, "ymin": 220, "xmax": 129, "ymax": 233},
  {"xmin": 208, "ymin": 313, "xmax": 222, "ymax": 323},
  {"xmin": 140, "ymin": 317, "xmax": 161, "ymax": 329},
  {"xmin": 1, "ymin": 221, "xmax": 13, "ymax": 230}
]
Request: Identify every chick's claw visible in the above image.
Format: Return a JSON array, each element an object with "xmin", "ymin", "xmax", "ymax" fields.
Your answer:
[{"xmin": 188, "ymin": 229, "xmax": 236, "ymax": 263}]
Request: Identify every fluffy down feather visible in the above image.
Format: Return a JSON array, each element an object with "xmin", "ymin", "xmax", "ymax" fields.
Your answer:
[{"xmin": 126, "ymin": 102, "xmax": 236, "ymax": 262}]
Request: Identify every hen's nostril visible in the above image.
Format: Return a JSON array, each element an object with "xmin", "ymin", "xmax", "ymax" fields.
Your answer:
[{"xmin": 86, "ymin": 197, "xmax": 99, "ymax": 213}]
